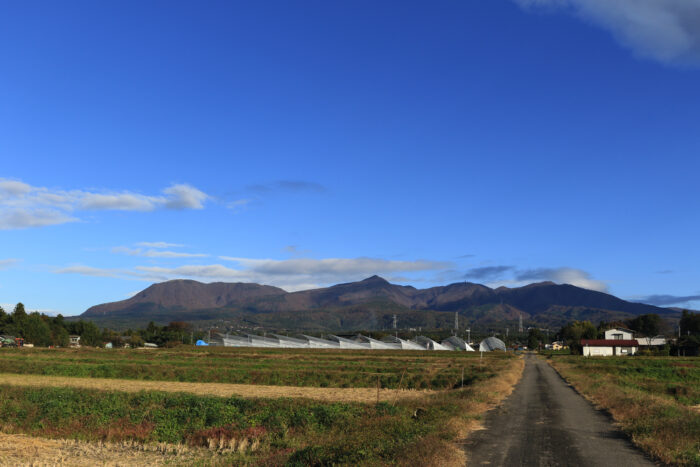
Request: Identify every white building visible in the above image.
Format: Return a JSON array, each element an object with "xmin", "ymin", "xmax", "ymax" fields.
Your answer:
[
  {"xmin": 604, "ymin": 328, "xmax": 634, "ymax": 340},
  {"xmin": 581, "ymin": 338, "xmax": 638, "ymax": 356},
  {"xmin": 636, "ymin": 336, "xmax": 667, "ymax": 347}
]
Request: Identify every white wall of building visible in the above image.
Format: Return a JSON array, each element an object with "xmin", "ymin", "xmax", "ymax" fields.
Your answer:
[{"xmin": 604, "ymin": 328, "xmax": 633, "ymax": 340}]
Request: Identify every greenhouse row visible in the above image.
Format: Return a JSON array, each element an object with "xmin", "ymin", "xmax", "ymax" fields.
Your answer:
[{"xmin": 210, "ymin": 333, "xmax": 505, "ymax": 351}]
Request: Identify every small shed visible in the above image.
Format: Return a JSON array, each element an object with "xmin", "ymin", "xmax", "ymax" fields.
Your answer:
[
  {"xmin": 69, "ymin": 335, "xmax": 81, "ymax": 348},
  {"xmin": 636, "ymin": 336, "xmax": 667, "ymax": 347}
]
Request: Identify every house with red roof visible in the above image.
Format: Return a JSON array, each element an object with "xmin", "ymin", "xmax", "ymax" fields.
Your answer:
[{"xmin": 581, "ymin": 327, "xmax": 639, "ymax": 356}]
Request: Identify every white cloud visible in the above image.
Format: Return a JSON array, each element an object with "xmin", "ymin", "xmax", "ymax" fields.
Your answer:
[
  {"xmin": 0, "ymin": 209, "xmax": 78, "ymax": 230},
  {"xmin": 515, "ymin": 0, "xmax": 700, "ymax": 65},
  {"xmin": 56, "ymin": 256, "xmax": 452, "ymax": 291},
  {"xmin": 163, "ymin": 184, "xmax": 209, "ymax": 209},
  {"xmin": 80, "ymin": 193, "xmax": 161, "ymax": 211},
  {"xmin": 110, "ymin": 247, "xmax": 143, "ymax": 256},
  {"xmin": 495, "ymin": 266, "xmax": 609, "ymax": 292},
  {"xmin": 0, "ymin": 180, "xmax": 32, "ymax": 196},
  {"xmin": 0, "ymin": 178, "xmax": 210, "ymax": 229},
  {"xmin": 143, "ymin": 250, "xmax": 208, "ymax": 258}
]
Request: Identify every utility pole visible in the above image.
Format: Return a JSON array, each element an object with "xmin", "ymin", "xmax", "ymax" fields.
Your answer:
[
  {"xmin": 518, "ymin": 313, "xmax": 524, "ymax": 334},
  {"xmin": 466, "ymin": 328, "xmax": 471, "ymax": 344},
  {"xmin": 454, "ymin": 312, "xmax": 459, "ymax": 336},
  {"xmin": 393, "ymin": 314, "xmax": 398, "ymax": 338}
]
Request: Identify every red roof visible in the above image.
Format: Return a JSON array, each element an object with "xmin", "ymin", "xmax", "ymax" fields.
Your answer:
[{"xmin": 581, "ymin": 339, "xmax": 638, "ymax": 347}]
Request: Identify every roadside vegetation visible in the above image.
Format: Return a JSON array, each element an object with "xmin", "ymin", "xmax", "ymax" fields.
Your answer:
[{"xmin": 547, "ymin": 356, "xmax": 700, "ymax": 466}]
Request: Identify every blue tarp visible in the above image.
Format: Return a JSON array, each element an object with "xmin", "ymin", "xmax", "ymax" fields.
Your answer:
[{"xmin": 195, "ymin": 340, "xmax": 209, "ymax": 346}]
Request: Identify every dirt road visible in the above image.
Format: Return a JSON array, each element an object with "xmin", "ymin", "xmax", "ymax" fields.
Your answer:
[{"xmin": 464, "ymin": 354, "xmax": 657, "ymax": 466}]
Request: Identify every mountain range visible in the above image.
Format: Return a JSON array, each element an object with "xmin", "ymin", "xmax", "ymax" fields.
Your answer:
[{"xmin": 80, "ymin": 276, "xmax": 679, "ymax": 331}]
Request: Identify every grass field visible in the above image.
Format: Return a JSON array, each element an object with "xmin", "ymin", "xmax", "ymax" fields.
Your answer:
[
  {"xmin": 547, "ymin": 355, "xmax": 700, "ymax": 466},
  {"xmin": 0, "ymin": 346, "xmax": 495, "ymax": 390},
  {"xmin": 0, "ymin": 347, "xmax": 523, "ymax": 466}
]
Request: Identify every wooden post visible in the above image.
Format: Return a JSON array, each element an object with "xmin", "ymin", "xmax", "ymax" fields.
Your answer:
[
  {"xmin": 391, "ymin": 369, "xmax": 407, "ymax": 407},
  {"xmin": 376, "ymin": 375, "xmax": 380, "ymax": 404}
]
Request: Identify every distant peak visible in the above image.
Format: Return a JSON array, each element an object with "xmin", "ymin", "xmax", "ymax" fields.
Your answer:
[
  {"xmin": 361, "ymin": 275, "xmax": 389, "ymax": 284},
  {"xmin": 524, "ymin": 281, "xmax": 557, "ymax": 288}
]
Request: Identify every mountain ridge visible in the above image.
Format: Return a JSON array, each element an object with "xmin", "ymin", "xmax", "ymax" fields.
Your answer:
[{"xmin": 82, "ymin": 276, "xmax": 678, "ymax": 330}]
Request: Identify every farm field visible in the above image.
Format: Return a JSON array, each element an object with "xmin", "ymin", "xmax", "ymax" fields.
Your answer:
[
  {"xmin": 0, "ymin": 346, "xmax": 495, "ymax": 390},
  {"xmin": 0, "ymin": 347, "xmax": 523, "ymax": 466},
  {"xmin": 547, "ymin": 355, "xmax": 700, "ymax": 466}
]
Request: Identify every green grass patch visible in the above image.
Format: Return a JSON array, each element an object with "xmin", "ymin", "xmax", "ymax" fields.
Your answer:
[{"xmin": 0, "ymin": 346, "xmax": 510, "ymax": 390}]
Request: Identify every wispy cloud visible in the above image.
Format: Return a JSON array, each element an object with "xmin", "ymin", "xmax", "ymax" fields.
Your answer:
[
  {"xmin": 246, "ymin": 180, "xmax": 327, "ymax": 194},
  {"xmin": 284, "ymin": 245, "xmax": 312, "ymax": 257},
  {"xmin": 226, "ymin": 198, "xmax": 252, "ymax": 211},
  {"xmin": 514, "ymin": 0, "xmax": 700, "ymax": 66},
  {"xmin": 0, "ymin": 178, "xmax": 210, "ymax": 230},
  {"xmin": 0, "ymin": 259, "xmax": 20, "ymax": 270},
  {"xmin": 111, "ymin": 246, "xmax": 208, "ymax": 258},
  {"xmin": 57, "ymin": 256, "xmax": 451, "ymax": 291},
  {"xmin": 635, "ymin": 294, "xmax": 700, "ymax": 307},
  {"xmin": 54, "ymin": 265, "xmax": 125, "ymax": 278},
  {"xmin": 136, "ymin": 242, "xmax": 184, "ymax": 249},
  {"xmin": 464, "ymin": 266, "xmax": 514, "ymax": 281}
]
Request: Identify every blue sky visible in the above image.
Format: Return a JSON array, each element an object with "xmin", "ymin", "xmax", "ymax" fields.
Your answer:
[{"xmin": 1, "ymin": 0, "xmax": 699, "ymax": 316}]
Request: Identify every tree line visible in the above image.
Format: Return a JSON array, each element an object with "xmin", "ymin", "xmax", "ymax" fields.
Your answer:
[{"xmin": 0, "ymin": 303, "xmax": 206, "ymax": 348}]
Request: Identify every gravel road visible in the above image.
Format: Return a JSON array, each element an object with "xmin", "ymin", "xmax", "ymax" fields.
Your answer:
[{"xmin": 463, "ymin": 353, "xmax": 658, "ymax": 466}]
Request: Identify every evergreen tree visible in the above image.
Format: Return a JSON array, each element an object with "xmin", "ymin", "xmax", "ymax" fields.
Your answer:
[
  {"xmin": 11, "ymin": 302, "xmax": 28, "ymax": 337},
  {"xmin": 24, "ymin": 312, "xmax": 52, "ymax": 346}
]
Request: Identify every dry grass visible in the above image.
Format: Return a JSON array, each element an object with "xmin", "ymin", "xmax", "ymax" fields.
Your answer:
[
  {"xmin": 0, "ymin": 372, "xmax": 431, "ymax": 403},
  {"xmin": 549, "ymin": 357, "xmax": 700, "ymax": 466},
  {"xmin": 460, "ymin": 354, "xmax": 525, "ymax": 433},
  {"xmin": 0, "ymin": 431, "xmax": 217, "ymax": 466},
  {"xmin": 401, "ymin": 355, "xmax": 525, "ymax": 467}
]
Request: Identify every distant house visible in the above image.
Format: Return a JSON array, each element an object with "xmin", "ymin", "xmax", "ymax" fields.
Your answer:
[
  {"xmin": 604, "ymin": 328, "xmax": 635, "ymax": 340},
  {"xmin": 581, "ymin": 339, "xmax": 638, "ymax": 356},
  {"xmin": 551, "ymin": 341, "xmax": 565, "ymax": 351},
  {"xmin": 69, "ymin": 335, "xmax": 81, "ymax": 348}
]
